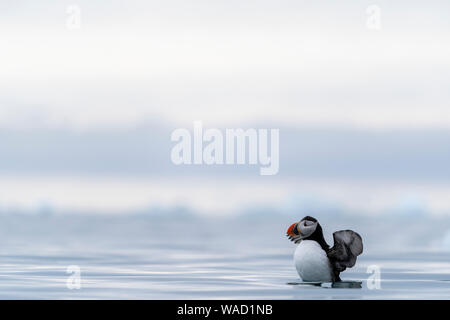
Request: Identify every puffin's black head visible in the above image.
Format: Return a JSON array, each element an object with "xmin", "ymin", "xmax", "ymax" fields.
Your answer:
[{"xmin": 286, "ymin": 216, "xmax": 323, "ymax": 243}]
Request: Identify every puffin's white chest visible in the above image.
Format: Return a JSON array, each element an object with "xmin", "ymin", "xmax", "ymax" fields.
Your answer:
[{"xmin": 294, "ymin": 240, "xmax": 333, "ymax": 282}]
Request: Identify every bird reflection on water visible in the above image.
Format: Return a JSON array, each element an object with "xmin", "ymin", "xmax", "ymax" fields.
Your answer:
[{"xmin": 287, "ymin": 281, "xmax": 363, "ymax": 289}]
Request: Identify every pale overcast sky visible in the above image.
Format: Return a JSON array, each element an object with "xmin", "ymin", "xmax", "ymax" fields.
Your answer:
[
  {"xmin": 0, "ymin": 0, "xmax": 449, "ymax": 130},
  {"xmin": 0, "ymin": 1, "xmax": 449, "ymax": 214}
]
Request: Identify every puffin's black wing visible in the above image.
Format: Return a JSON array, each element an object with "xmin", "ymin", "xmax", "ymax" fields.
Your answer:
[{"xmin": 327, "ymin": 230, "xmax": 363, "ymax": 281}]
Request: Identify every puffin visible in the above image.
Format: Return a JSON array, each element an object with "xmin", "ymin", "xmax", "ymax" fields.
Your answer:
[{"xmin": 286, "ymin": 216, "xmax": 363, "ymax": 282}]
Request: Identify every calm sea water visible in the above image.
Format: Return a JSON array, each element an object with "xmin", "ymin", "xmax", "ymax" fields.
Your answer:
[{"xmin": 0, "ymin": 214, "xmax": 449, "ymax": 299}]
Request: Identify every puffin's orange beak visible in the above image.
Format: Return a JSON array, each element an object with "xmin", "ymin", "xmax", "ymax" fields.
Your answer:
[{"xmin": 287, "ymin": 223, "xmax": 300, "ymax": 236}]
